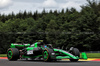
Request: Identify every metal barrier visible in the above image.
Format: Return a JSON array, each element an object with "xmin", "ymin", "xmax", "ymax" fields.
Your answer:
[{"xmin": 84, "ymin": 51, "xmax": 100, "ymax": 53}]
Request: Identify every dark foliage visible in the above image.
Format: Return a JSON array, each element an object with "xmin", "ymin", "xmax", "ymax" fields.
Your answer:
[{"xmin": 0, "ymin": 0, "xmax": 100, "ymax": 53}]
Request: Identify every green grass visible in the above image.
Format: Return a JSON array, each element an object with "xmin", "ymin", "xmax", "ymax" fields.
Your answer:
[
  {"xmin": 80, "ymin": 53, "xmax": 100, "ymax": 58},
  {"xmin": 0, "ymin": 54, "xmax": 7, "ymax": 57},
  {"xmin": 86, "ymin": 53, "xmax": 100, "ymax": 58}
]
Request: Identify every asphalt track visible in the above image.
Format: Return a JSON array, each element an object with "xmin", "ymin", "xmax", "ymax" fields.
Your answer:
[{"xmin": 0, "ymin": 59, "xmax": 100, "ymax": 66}]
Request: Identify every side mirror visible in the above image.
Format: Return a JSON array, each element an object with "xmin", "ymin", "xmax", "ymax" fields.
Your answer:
[{"xmin": 69, "ymin": 47, "xmax": 74, "ymax": 52}]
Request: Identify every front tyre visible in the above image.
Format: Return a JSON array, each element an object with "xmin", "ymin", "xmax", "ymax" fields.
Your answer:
[
  {"xmin": 70, "ymin": 48, "xmax": 80, "ymax": 62},
  {"xmin": 7, "ymin": 48, "xmax": 19, "ymax": 61},
  {"xmin": 72, "ymin": 48, "xmax": 80, "ymax": 57}
]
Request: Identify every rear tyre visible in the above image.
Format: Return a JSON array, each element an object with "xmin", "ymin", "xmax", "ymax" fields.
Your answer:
[
  {"xmin": 70, "ymin": 48, "xmax": 80, "ymax": 62},
  {"xmin": 7, "ymin": 48, "xmax": 19, "ymax": 61}
]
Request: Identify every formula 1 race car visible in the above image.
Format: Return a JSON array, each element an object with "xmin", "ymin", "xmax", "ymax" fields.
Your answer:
[{"xmin": 7, "ymin": 42, "xmax": 87, "ymax": 62}]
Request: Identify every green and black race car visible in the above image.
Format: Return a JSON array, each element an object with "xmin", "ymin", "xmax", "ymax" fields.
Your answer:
[{"xmin": 7, "ymin": 42, "xmax": 87, "ymax": 62}]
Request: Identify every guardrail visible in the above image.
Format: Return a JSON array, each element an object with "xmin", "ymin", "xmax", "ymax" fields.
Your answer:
[{"xmin": 84, "ymin": 51, "xmax": 100, "ymax": 53}]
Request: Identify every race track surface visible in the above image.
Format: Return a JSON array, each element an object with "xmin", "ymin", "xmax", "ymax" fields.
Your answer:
[{"xmin": 0, "ymin": 59, "xmax": 100, "ymax": 66}]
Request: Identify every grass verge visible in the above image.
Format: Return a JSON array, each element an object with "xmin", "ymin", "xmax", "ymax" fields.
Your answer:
[
  {"xmin": 80, "ymin": 53, "xmax": 100, "ymax": 58},
  {"xmin": 86, "ymin": 53, "xmax": 100, "ymax": 58},
  {"xmin": 0, "ymin": 54, "xmax": 7, "ymax": 57}
]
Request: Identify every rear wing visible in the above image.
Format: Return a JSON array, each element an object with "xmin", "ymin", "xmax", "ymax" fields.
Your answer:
[{"xmin": 10, "ymin": 43, "xmax": 30, "ymax": 49}]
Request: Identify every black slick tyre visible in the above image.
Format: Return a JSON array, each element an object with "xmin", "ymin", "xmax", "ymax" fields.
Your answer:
[
  {"xmin": 7, "ymin": 48, "xmax": 19, "ymax": 61},
  {"xmin": 42, "ymin": 48, "xmax": 51, "ymax": 62},
  {"xmin": 70, "ymin": 48, "xmax": 80, "ymax": 62}
]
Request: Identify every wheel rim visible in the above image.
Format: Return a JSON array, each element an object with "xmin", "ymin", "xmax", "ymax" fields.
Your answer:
[
  {"xmin": 7, "ymin": 50, "xmax": 12, "ymax": 59},
  {"xmin": 43, "ymin": 50, "xmax": 49, "ymax": 60}
]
